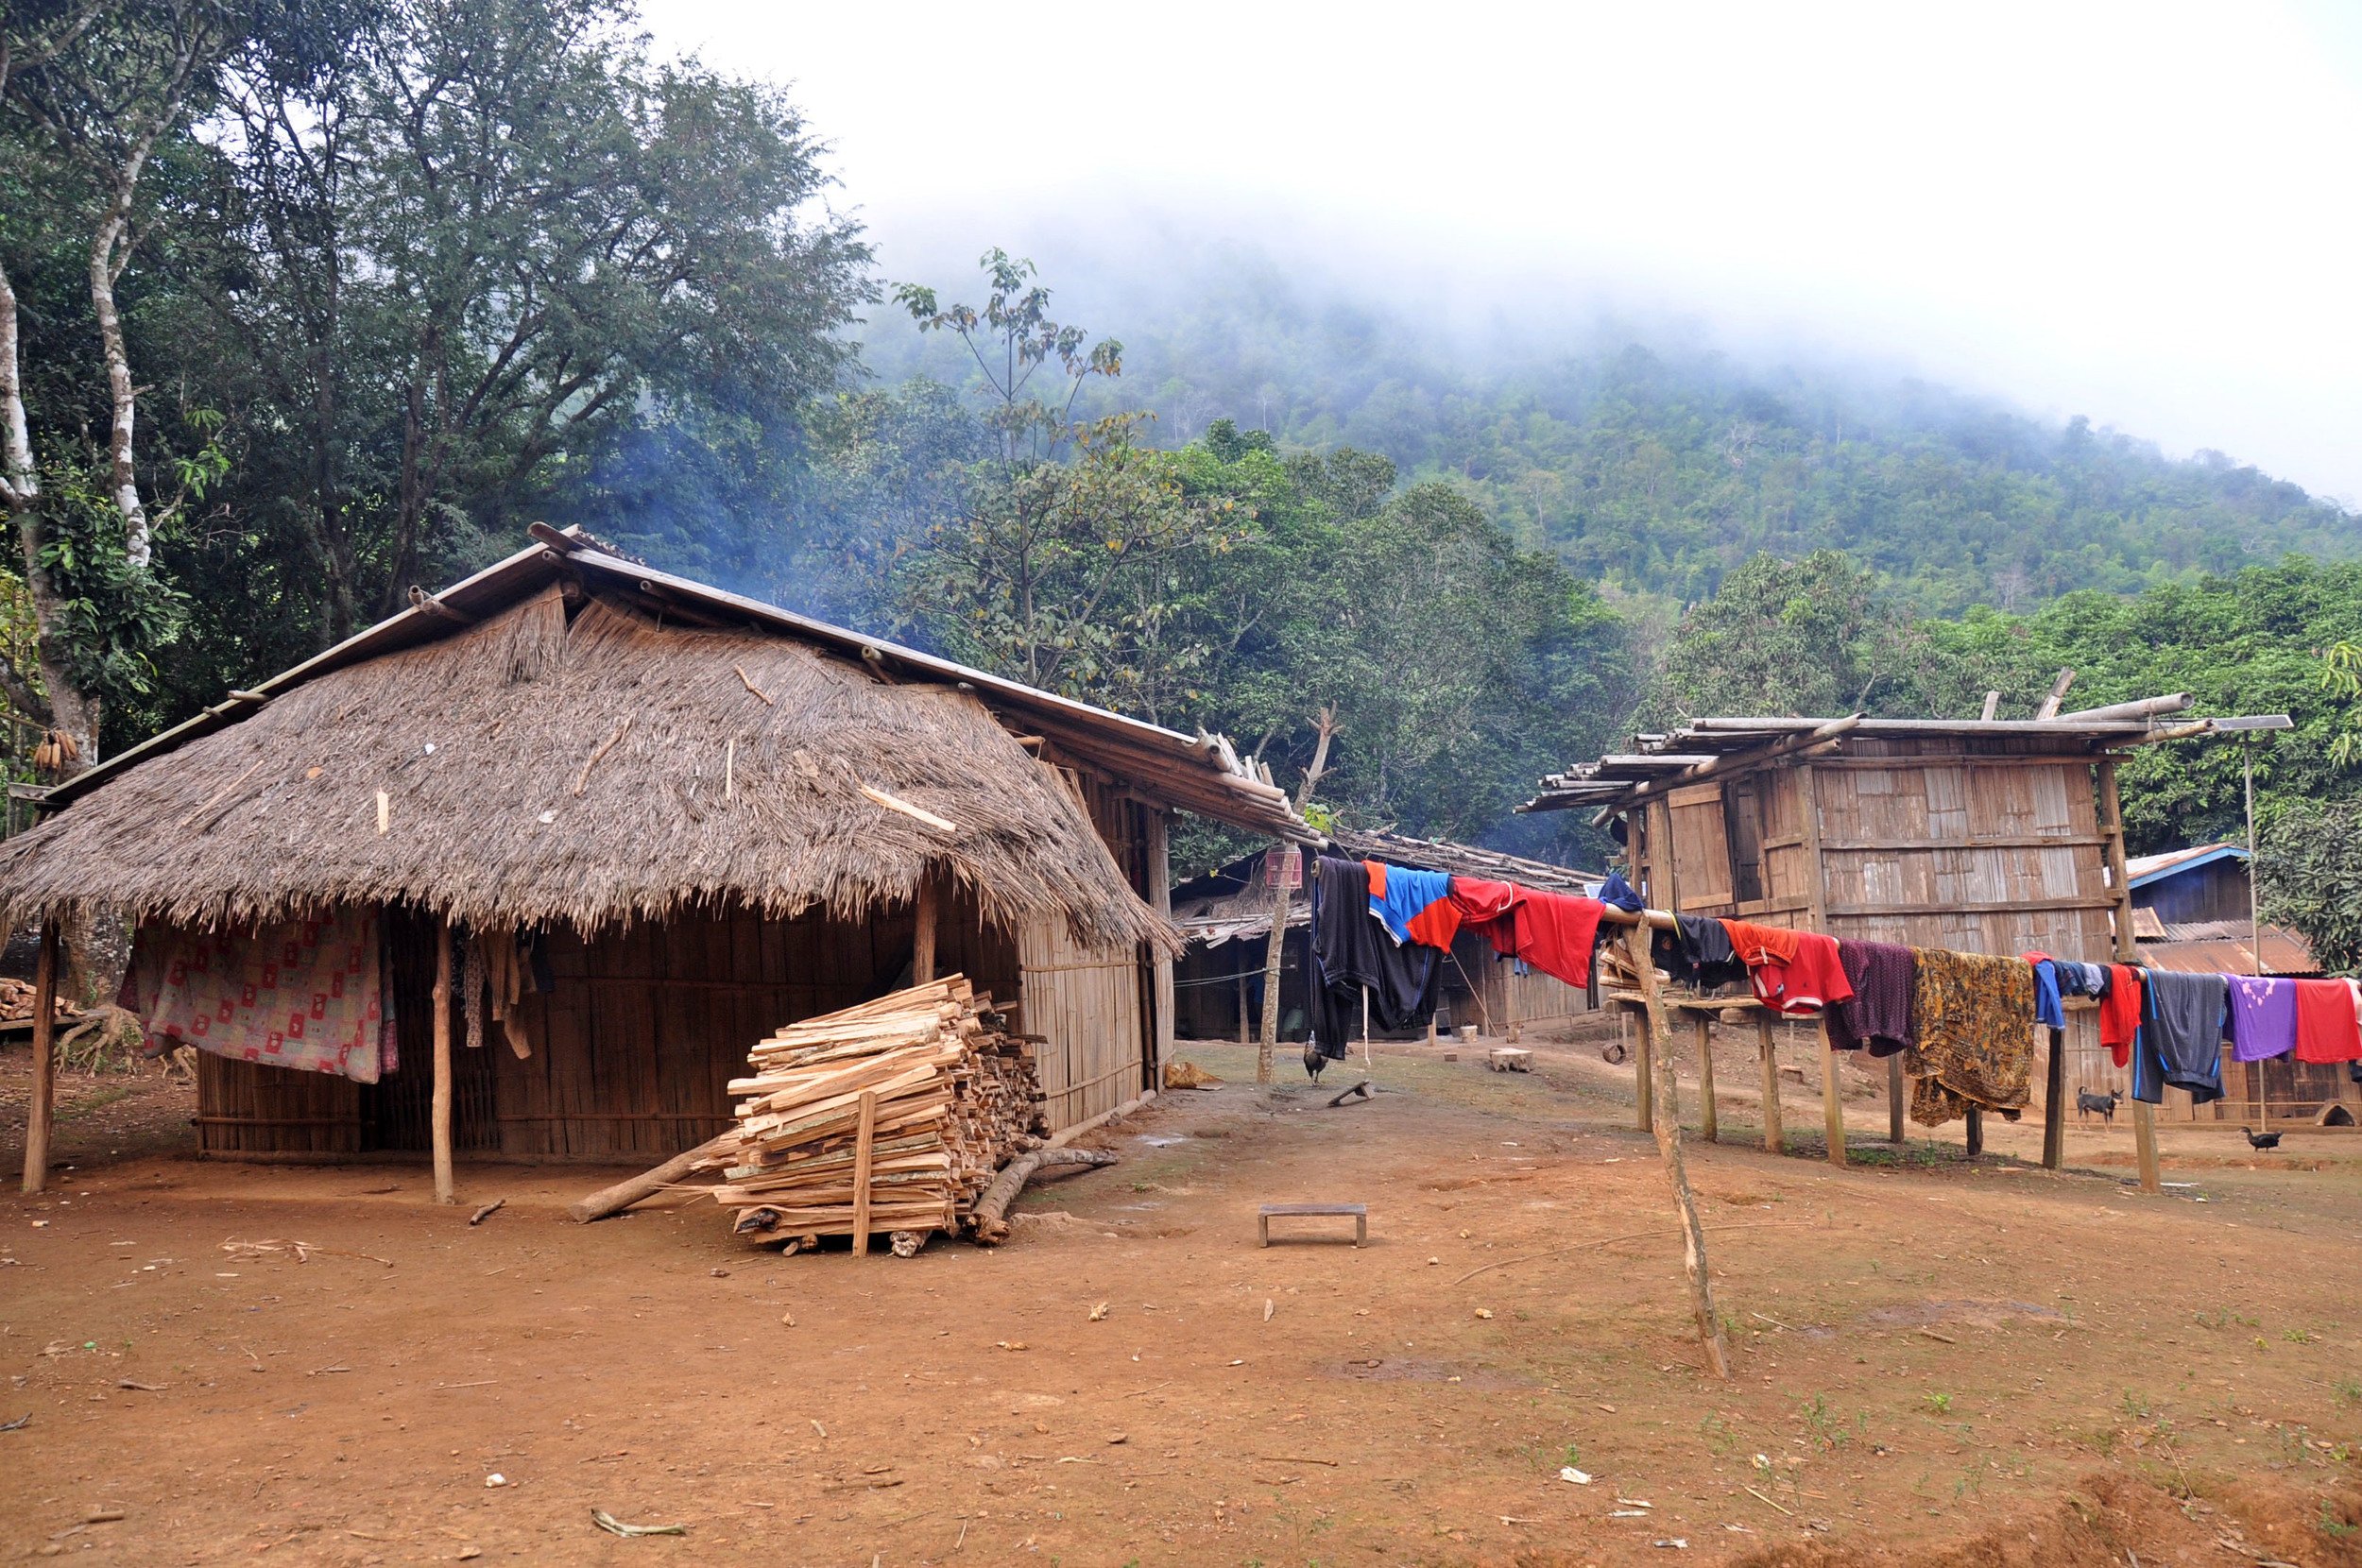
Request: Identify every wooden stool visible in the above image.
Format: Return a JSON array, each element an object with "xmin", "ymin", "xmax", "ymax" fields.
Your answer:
[
  {"xmin": 1258, "ymin": 1202, "xmax": 1367, "ymax": 1247},
  {"xmin": 1488, "ymin": 1048, "xmax": 1532, "ymax": 1072}
]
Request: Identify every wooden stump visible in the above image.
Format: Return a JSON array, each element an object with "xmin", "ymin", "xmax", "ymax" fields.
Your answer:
[
  {"xmin": 1818, "ymin": 1018, "xmax": 1846, "ymax": 1167},
  {"xmin": 1757, "ymin": 1015, "xmax": 1783, "ymax": 1155},
  {"xmin": 1694, "ymin": 1014, "xmax": 1718, "ymax": 1143},
  {"xmin": 2041, "ymin": 1026, "xmax": 2066, "ymax": 1170}
]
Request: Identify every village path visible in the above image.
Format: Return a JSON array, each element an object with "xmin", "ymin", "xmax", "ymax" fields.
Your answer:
[{"xmin": 2, "ymin": 1029, "xmax": 2360, "ymax": 1567}]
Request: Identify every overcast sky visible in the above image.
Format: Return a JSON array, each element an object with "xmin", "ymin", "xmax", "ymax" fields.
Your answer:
[{"xmin": 646, "ymin": 2, "xmax": 2362, "ymax": 505}]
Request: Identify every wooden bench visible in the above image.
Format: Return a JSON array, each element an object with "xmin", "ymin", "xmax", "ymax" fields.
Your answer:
[{"xmin": 1258, "ymin": 1202, "xmax": 1367, "ymax": 1247}]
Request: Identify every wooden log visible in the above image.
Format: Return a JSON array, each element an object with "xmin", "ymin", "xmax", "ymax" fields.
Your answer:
[
  {"xmin": 912, "ymin": 877, "xmax": 937, "ymax": 984},
  {"xmin": 2042, "ymin": 1026, "xmax": 2066, "ymax": 1169},
  {"xmin": 1757, "ymin": 1015, "xmax": 1783, "ymax": 1155},
  {"xmin": 1694, "ymin": 1014, "xmax": 1718, "ymax": 1143},
  {"xmin": 1965, "ymin": 1105, "xmax": 1984, "ymax": 1159},
  {"xmin": 20, "ymin": 920, "xmax": 60, "ymax": 1196},
  {"xmin": 1620, "ymin": 925, "xmax": 1731, "ymax": 1380},
  {"xmin": 432, "ymin": 920, "xmax": 455, "ymax": 1205},
  {"xmin": 568, "ymin": 1131, "xmax": 739, "ymax": 1222},
  {"xmin": 1819, "ymin": 1017, "xmax": 1846, "ymax": 1167},
  {"xmin": 1633, "ymin": 1002, "xmax": 1654, "ymax": 1133},
  {"xmin": 971, "ymin": 1148, "xmax": 1120, "ymax": 1244},
  {"xmin": 1888, "ymin": 1054, "xmax": 1906, "ymax": 1144},
  {"xmin": 850, "ymin": 1088, "xmax": 878, "ymax": 1256},
  {"xmin": 2132, "ymin": 1101, "xmax": 2162, "ymax": 1193}
]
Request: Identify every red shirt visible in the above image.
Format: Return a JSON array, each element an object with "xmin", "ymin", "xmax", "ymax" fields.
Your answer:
[
  {"xmin": 1747, "ymin": 930, "xmax": 1855, "ymax": 1017},
  {"xmin": 2099, "ymin": 964, "xmax": 2144, "ymax": 1068},
  {"xmin": 1451, "ymin": 879, "xmax": 1604, "ymax": 990},
  {"xmin": 2292, "ymin": 978, "xmax": 2362, "ymax": 1064}
]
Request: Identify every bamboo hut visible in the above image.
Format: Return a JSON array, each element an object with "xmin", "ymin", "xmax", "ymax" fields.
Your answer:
[
  {"xmin": 1170, "ymin": 830, "xmax": 1601, "ymax": 1048},
  {"xmin": 1522, "ymin": 697, "xmax": 2277, "ymax": 1175},
  {"xmin": 3, "ymin": 528, "xmax": 1308, "ymax": 1190}
]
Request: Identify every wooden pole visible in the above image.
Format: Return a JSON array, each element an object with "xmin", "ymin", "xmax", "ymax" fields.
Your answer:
[
  {"xmin": 2098, "ymin": 759, "xmax": 2162, "ymax": 1196},
  {"xmin": 1146, "ymin": 813, "xmax": 1174, "ymax": 1086},
  {"xmin": 851, "ymin": 1087, "xmax": 878, "ymax": 1255},
  {"xmin": 1887, "ymin": 1054, "xmax": 1906, "ymax": 1143},
  {"xmin": 1964, "ymin": 1105, "xmax": 1984, "ymax": 1159},
  {"xmin": 1236, "ymin": 966, "xmax": 1249, "ymax": 1045},
  {"xmin": 912, "ymin": 874, "xmax": 938, "ymax": 984},
  {"xmin": 1633, "ymin": 1003, "xmax": 1654, "ymax": 1133},
  {"xmin": 1621, "ymin": 926, "xmax": 1731, "ymax": 1380},
  {"xmin": 1756, "ymin": 1015, "xmax": 1783, "ymax": 1154},
  {"xmin": 1693, "ymin": 1014, "xmax": 1717, "ymax": 1142},
  {"xmin": 432, "ymin": 920, "xmax": 455, "ymax": 1205},
  {"xmin": 20, "ymin": 919, "xmax": 60, "ymax": 1195},
  {"xmin": 1818, "ymin": 1018, "xmax": 1846, "ymax": 1166},
  {"xmin": 1255, "ymin": 864, "xmax": 1293, "ymax": 1086},
  {"xmin": 2042, "ymin": 1026, "xmax": 2066, "ymax": 1169}
]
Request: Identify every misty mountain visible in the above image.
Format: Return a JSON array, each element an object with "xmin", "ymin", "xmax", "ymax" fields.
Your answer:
[{"xmin": 862, "ymin": 244, "xmax": 2359, "ymax": 615}]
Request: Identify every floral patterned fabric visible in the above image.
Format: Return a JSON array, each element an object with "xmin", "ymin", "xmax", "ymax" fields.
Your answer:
[{"xmin": 1903, "ymin": 947, "xmax": 2036, "ymax": 1127}]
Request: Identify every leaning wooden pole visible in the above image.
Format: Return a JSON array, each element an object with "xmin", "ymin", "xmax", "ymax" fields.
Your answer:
[
  {"xmin": 432, "ymin": 919, "xmax": 455, "ymax": 1205},
  {"xmin": 1621, "ymin": 925, "xmax": 1732, "ymax": 1380},
  {"xmin": 1257, "ymin": 708, "xmax": 1335, "ymax": 1086},
  {"xmin": 20, "ymin": 920, "xmax": 60, "ymax": 1195}
]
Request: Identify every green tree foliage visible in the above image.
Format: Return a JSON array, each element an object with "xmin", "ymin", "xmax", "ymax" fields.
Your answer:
[
  {"xmin": 2260, "ymin": 802, "xmax": 2362, "ymax": 977},
  {"xmin": 866, "ymin": 263, "xmax": 2359, "ymax": 614},
  {"xmin": 1652, "ymin": 550, "xmax": 1938, "ymax": 723}
]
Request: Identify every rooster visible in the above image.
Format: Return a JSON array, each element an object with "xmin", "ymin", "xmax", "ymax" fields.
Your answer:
[{"xmin": 1303, "ymin": 1040, "xmax": 1328, "ymax": 1084}]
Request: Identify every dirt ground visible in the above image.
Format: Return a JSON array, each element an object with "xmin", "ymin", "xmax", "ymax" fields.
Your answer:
[{"xmin": 4, "ymin": 1021, "xmax": 2361, "ymax": 1568}]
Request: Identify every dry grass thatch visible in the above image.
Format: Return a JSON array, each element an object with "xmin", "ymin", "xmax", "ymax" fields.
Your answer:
[{"xmin": 0, "ymin": 588, "xmax": 1177, "ymax": 952}]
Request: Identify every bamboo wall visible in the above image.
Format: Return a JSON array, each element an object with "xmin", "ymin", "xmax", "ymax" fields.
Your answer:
[
  {"xmin": 196, "ymin": 890, "xmax": 1020, "ymax": 1161},
  {"xmin": 1638, "ymin": 741, "xmax": 2116, "ymax": 959}
]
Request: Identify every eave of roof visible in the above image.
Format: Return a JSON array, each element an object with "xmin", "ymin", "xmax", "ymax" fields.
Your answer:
[{"xmin": 2125, "ymin": 843, "xmax": 2248, "ymax": 888}]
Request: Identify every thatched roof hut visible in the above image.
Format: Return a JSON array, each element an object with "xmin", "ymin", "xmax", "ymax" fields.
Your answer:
[{"xmin": 5, "ymin": 528, "xmax": 1308, "ymax": 1178}]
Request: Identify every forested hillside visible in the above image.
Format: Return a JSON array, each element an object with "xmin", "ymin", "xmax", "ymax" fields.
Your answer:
[{"xmin": 867, "ymin": 255, "xmax": 2359, "ymax": 614}]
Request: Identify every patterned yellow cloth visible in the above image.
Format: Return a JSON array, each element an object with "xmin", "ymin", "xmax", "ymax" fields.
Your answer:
[{"xmin": 1903, "ymin": 948, "xmax": 2036, "ymax": 1127}]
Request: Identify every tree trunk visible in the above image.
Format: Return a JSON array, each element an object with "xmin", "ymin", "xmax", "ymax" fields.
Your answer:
[{"xmin": 88, "ymin": 171, "xmax": 153, "ymax": 570}]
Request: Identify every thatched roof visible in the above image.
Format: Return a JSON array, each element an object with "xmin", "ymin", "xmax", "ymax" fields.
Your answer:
[{"xmin": 0, "ymin": 569, "xmax": 1239, "ymax": 949}]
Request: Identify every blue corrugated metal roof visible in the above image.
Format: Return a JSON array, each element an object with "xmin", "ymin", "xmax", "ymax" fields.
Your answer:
[{"xmin": 2126, "ymin": 843, "xmax": 2248, "ymax": 890}]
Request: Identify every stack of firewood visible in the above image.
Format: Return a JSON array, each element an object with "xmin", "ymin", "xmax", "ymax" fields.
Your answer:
[{"xmin": 695, "ymin": 977, "xmax": 1046, "ymax": 1247}]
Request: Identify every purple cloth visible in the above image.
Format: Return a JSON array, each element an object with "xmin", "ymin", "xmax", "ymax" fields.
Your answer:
[
  {"xmin": 1826, "ymin": 940, "xmax": 1915, "ymax": 1056},
  {"xmin": 2226, "ymin": 974, "xmax": 2296, "ymax": 1063}
]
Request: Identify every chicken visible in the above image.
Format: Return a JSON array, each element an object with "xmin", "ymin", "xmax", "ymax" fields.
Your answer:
[
  {"xmin": 1302, "ymin": 1041, "xmax": 1327, "ymax": 1083},
  {"xmin": 2241, "ymin": 1125, "xmax": 2283, "ymax": 1150}
]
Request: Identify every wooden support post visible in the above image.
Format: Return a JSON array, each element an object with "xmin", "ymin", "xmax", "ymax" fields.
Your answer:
[
  {"xmin": 1255, "ymin": 852, "xmax": 1295, "ymax": 1086},
  {"xmin": 20, "ymin": 919, "xmax": 60, "ymax": 1195},
  {"xmin": 912, "ymin": 874, "xmax": 938, "ymax": 984},
  {"xmin": 1146, "ymin": 812, "xmax": 1174, "ymax": 1086},
  {"xmin": 1818, "ymin": 1018, "xmax": 1846, "ymax": 1167},
  {"xmin": 851, "ymin": 1087, "xmax": 878, "ymax": 1255},
  {"xmin": 432, "ymin": 920, "xmax": 455, "ymax": 1205},
  {"xmin": 2042, "ymin": 1026, "xmax": 2066, "ymax": 1169},
  {"xmin": 1633, "ymin": 1004, "xmax": 1654, "ymax": 1133},
  {"xmin": 1888, "ymin": 1054, "xmax": 1906, "ymax": 1143},
  {"xmin": 1964, "ymin": 1105, "xmax": 1984, "ymax": 1159},
  {"xmin": 2098, "ymin": 759, "xmax": 2161, "ymax": 1196},
  {"xmin": 1236, "ymin": 967, "xmax": 1249, "ymax": 1045},
  {"xmin": 1621, "ymin": 927, "xmax": 1731, "ymax": 1380},
  {"xmin": 1694, "ymin": 1014, "xmax": 1718, "ymax": 1142},
  {"xmin": 1757, "ymin": 1015, "xmax": 1783, "ymax": 1154}
]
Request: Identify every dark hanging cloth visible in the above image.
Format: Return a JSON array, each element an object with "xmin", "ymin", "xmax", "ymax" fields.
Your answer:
[
  {"xmin": 1825, "ymin": 940, "xmax": 1916, "ymax": 1056},
  {"xmin": 2131, "ymin": 970, "xmax": 2227, "ymax": 1105},
  {"xmin": 1596, "ymin": 871, "xmax": 1645, "ymax": 913},
  {"xmin": 1903, "ymin": 948, "xmax": 2036, "ymax": 1126},
  {"xmin": 1652, "ymin": 912, "xmax": 1746, "ymax": 990},
  {"xmin": 1309, "ymin": 853, "xmax": 1437, "ymax": 1059}
]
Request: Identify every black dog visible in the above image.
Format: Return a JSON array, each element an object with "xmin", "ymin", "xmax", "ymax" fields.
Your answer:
[{"xmin": 2076, "ymin": 1088, "xmax": 2121, "ymax": 1123}]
